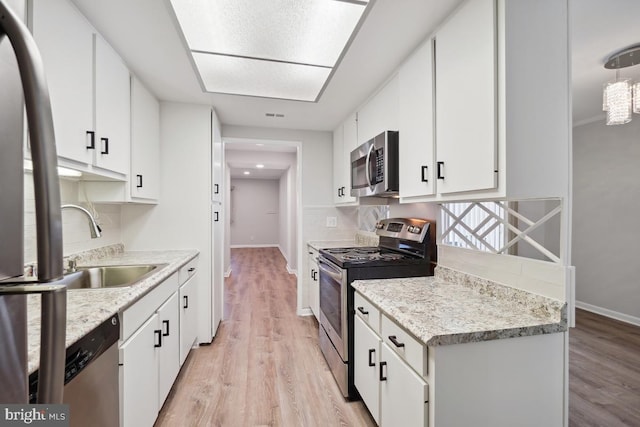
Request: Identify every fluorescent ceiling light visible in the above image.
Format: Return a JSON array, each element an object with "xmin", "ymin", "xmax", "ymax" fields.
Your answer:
[
  {"xmin": 243, "ymin": 171, "xmax": 250, "ymax": 175},
  {"xmin": 256, "ymin": 164, "xmax": 264, "ymax": 168},
  {"xmin": 169, "ymin": 0, "xmax": 371, "ymax": 101}
]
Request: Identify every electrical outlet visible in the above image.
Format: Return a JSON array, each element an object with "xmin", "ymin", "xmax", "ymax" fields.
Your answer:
[{"xmin": 326, "ymin": 217, "xmax": 337, "ymax": 228}]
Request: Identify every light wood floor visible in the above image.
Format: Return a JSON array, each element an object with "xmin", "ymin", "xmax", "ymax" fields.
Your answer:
[
  {"xmin": 157, "ymin": 249, "xmax": 640, "ymax": 426},
  {"xmin": 156, "ymin": 247, "xmax": 375, "ymax": 427},
  {"xmin": 569, "ymin": 309, "xmax": 640, "ymax": 426}
]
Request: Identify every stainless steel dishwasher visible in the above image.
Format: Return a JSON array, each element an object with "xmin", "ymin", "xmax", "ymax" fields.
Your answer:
[{"xmin": 29, "ymin": 314, "xmax": 120, "ymax": 427}]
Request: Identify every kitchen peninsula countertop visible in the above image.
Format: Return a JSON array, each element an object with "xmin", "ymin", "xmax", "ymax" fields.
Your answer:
[
  {"xmin": 352, "ymin": 266, "xmax": 567, "ymax": 347},
  {"xmin": 27, "ymin": 248, "xmax": 198, "ymax": 373}
]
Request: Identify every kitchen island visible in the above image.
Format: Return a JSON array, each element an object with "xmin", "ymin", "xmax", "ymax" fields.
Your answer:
[{"xmin": 352, "ymin": 266, "xmax": 567, "ymax": 427}]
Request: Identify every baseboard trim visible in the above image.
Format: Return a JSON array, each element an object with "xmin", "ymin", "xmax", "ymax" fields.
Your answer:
[
  {"xmin": 286, "ymin": 265, "xmax": 298, "ymax": 276},
  {"xmin": 575, "ymin": 300, "xmax": 640, "ymax": 327},
  {"xmin": 297, "ymin": 307, "xmax": 313, "ymax": 316},
  {"xmin": 230, "ymin": 244, "xmax": 278, "ymax": 248}
]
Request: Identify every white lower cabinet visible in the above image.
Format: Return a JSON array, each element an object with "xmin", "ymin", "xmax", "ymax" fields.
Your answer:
[
  {"xmin": 119, "ymin": 313, "xmax": 159, "ymax": 427},
  {"xmin": 354, "ymin": 302, "xmax": 428, "ymax": 426},
  {"xmin": 354, "ymin": 315, "xmax": 382, "ymax": 425},
  {"xmin": 380, "ymin": 344, "xmax": 428, "ymax": 426},
  {"xmin": 307, "ymin": 246, "xmax": 320, "ymax": 318},
  {"xmin": 179, "ymin": 273, "xmax": 199, "ymax": 365},
  {"xmin": 119, "ymin": 259, "xmax": 201, "ymax": 427},
  {"xmin": 157, "ymin": 293, "xmax": 180, "ymax": 408}
]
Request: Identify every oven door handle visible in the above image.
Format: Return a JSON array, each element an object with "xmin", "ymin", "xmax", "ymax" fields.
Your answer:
[{"xmin": 318, "ymin": 257, "xmax": 343, "ymax": 283}]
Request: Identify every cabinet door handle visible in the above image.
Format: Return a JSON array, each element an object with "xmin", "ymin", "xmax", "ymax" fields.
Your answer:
[
  {"xmin": 183, "ymin": 295, "xmax": 189, "ymax": 309},
  {"xmin": 311, "ymin": 268, "xmax": 315, "ymax": 279},
  {"xmin": 379, "ymin": 361, "xmax": 387, "ymax": 381},
  {"xmin": 86, "ymin": 131, "xmax": 95, "ymax": 149},
  {"xmin": 136, "ymin": 174, "xmax": 143, "ymax": 188},
  {"xmin": 437, "ymin": 161, "xmax": 445, "ymax": 180},
  {"xmin": 154, "ymin": 330, "xmax": 162, "ymax": 348},
  {"xmin": 421, "ymin": 165, "xmax": 428, "ymax": 182},
  {"xmin": 188, "ymin": 267, "xmax": 196, "ymax": 273},
  {"xmin": 368, "ymin": 348, "xmax": 376, "ymax": 367},
  {"xmin": 162, "ymin": 320, "xmax": 170, "ymax": 337},
  {"xmin": 388, "ymin": 335, "xmax": 405, "ymax": 348},
  {"xmin": 341, "ymin": 186, "xmax": 346, "ymax": 197},
  {"xmin": 337, "ymin": 187, "xmax": 342, "ymax": 197},
  {"xmin": 357, "ymin": 306, "xmax": 369, "ymax": 316},
  {"xmin": 313, "ymin": 271, "xmax": 318, "ymax": 281},
  {"xmin": 100, "ymin": 137, "xmax": 109, "ymax": 154},
  {"xmin": 214, "ymin": 211, "xmax": 219, "ymax": 222},
  {"xmin": 214, "ymin": 183, "xmax": 219, "ymax": 194}
]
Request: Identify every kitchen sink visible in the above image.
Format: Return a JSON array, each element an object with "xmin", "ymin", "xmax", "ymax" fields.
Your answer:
[{"xmin": 64, "ymin": 264, "xmax": 167, "ymax": 289}]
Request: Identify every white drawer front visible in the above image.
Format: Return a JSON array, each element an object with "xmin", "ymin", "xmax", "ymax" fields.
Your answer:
[
  {"xmin": 381, "ymin": 314, "xmax": 427, "ymax": 377},
  {"xmin": 179, "ymin": 257, "xmax": 198, "ymax": 285},
  {"xmin": 354, "ymin": 291, "xmax": 381, "ymax": 335}
]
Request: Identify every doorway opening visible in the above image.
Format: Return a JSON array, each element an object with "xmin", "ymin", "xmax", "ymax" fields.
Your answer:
[{"xmin": 221, "ymin": 137, "xmax": 302, "ymax": 319}]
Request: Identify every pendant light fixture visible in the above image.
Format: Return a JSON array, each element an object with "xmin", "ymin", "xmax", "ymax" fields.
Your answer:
[{"xmin": 603, "ymin": 45, "xmax": 640, "ymax": 125}]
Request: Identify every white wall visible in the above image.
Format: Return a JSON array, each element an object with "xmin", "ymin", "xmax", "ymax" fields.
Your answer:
[
  {"xmin": 572, "ymin": 119, "xmax": 640, "ymax": 323},
  {"xmin": 222, "ymin": 125, "xmax": 333, "ymax": 206},
  {"xmin": 23, "ymin": 174, "xmax": 122, "ymax": 264},
  {"xmin": 121, "ymin": 101, "xmax": 215, "ymax": 341},
  {"xmin": 230, "ymin": 178, "xmax": 280, "ymax": 246}
]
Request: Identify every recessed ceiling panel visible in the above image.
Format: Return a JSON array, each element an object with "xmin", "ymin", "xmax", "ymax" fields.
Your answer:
[
  {"xmin": 193, "ymin": 52, "xmax": 331, "ymax": 101},
  {"xmin": 170, "ymin": 0, "xmax": 367, "ymax": 67}
]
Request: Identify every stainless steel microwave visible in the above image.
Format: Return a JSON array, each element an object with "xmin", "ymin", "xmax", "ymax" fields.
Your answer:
[{"xmin": 350, "ymin": 131, "xmax": 399, "ymax": 197}]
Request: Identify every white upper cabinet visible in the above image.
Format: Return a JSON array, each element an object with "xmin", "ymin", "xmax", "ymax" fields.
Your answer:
[
  {"xmin": 31, "ymin": 0, "xmax": 94, "ymax": 166},
  {"xmin": 94, "ymin": 35, "xmax": 131, "ymax": 176},
  {"xmin": 435, "ymin": 0, "xmax": 497, "ymax": 195},
  {"xmin": 333, "ymin": 113, "xmax": 358, "ymax": 205},
  {"xmin": 211, "ymin": 111, "xmax": 223, "ymax": 204},
  {"xmin": 398, "ymin": 39, "xmax": 436, "ymax": 201},
  {"xmin": 131, "ymin": 76, "xmax": 160, "ymax": 200},
  {"xmin": 31, "ymin": 0, "xmax": 132, "ymax": 179},
  {"xmin": 357, "ymin": 75, "xmax": 399, "ymax": 145}
]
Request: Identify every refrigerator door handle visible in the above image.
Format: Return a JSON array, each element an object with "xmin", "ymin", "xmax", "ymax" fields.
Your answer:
[{"xmin": 0, "ymin": 0, "xmax": 63, "ymax": 282}]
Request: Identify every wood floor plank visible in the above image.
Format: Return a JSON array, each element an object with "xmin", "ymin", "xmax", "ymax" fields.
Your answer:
[
  {"xmin": 156, "ymin": 248, "xmax": 375, "ymax": 427},
  {"xmin": 569, "ymin": 309, "xmax": 640, "ymax": 427}
]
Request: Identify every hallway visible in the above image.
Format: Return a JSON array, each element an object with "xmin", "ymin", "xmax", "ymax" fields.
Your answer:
[{"xmin": 156, "ymin": 247, "xmax": 375, "ymax": 426}]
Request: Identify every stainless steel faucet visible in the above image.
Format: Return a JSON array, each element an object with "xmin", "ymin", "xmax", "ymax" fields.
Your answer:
[{"xmin": 61, "ymin": 204, "xmax": 102, "ymax": 238}]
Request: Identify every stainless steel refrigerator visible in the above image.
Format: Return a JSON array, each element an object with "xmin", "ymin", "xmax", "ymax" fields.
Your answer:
[{"xmin": 0, "ymin": 0, "xmax": 67, "ymax": 405}]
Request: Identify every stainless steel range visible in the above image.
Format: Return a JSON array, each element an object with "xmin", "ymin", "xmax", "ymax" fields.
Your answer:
[{"xmin": 318, "ymin": 218, "xmax": 434, "ymax": 399}]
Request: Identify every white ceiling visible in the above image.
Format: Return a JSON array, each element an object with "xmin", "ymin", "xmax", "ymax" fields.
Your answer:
[
  {"xmin": 70, "ymin": 0, "xmax": 463, "ymax": 131},
  {"xmin": 68, "ymin": 0, "xmax": 630, "ymax": 131}
]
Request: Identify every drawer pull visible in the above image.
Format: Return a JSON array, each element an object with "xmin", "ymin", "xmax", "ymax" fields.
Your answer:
[
  {"xmin": 357, "ymin": 306, "xmax": 369, "ymax": 316},
  {"xmin": 379, "ymin": 361, "xmax": 387, "ymax": 381},
  {"xmin": 388, "ymin": 335, "xmax": 405, "ymax": 348},
  {"xmin": 368, "ymin": 349, "xmax": 376, "ymax": 367}
]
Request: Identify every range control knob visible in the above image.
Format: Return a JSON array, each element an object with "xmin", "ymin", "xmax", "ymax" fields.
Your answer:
[{"xmin": 375, "ymin": 222, "xmax": 384, "ymax": 229}]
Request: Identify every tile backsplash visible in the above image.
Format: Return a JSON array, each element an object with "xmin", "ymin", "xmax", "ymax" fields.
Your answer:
[
  {"xmin": 357, "ymin": 205, "xmax": 389, "ymax": 231},
  {"xmin": 23, "ymin": 173, "xmax": 122, "ymax": 264}
]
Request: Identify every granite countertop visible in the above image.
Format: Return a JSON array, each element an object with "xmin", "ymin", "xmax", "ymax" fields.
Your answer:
[
  {"xmin": 307, "ymin": 240, "xmax": 357, "ymax": 251},
  {"xmin": 27, "ymin": 248, "xmax": 198, "ymax": 373},
  {"xmin": 352, "ymin": 266, "xmax": 567, "ymax": 347}
]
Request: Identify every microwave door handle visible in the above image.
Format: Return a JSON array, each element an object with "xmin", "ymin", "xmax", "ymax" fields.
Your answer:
[{"xmin": 365, "ymin": 143, "xmax": 375, "ymax": 189}]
